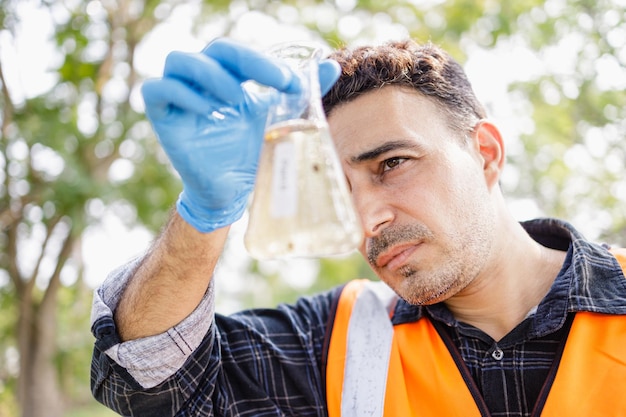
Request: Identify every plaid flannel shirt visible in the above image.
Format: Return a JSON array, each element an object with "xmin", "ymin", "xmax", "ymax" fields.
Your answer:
[{"xmin": 91, "ymin": 218, "xmax": 626, "ymax": 416}]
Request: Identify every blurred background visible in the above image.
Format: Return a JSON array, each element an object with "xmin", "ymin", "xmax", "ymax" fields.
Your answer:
[{"xmin": 0, "ymin": 0, "xmax": 624, "ymax": 415}]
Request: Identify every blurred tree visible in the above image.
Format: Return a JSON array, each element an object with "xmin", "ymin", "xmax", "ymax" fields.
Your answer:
[
  {"xmin": 0, "ymin": 0, "xmax": 624, "ymax": 416},
  {"xmin": 501, "ymin": 0, "xmax": 626, "ymax": 244},
  {"xmin": 0, "ymin": 0, "xmax": 206, "ymax": 415}
]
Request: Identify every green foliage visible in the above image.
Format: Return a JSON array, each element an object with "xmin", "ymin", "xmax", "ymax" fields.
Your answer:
[
  {"xmin": 0, "ymin": 389, "xmax": 18, "ymax": 417},
  {"xmin": 55, "ymin": 283, "xmax": 96, "ymax": 401},
  {"xmin": 0, "ymin": 0, "xmax": 188, "ymax": 414},
  {"xmin": 0, "ymin": 0, "xmax": 624, "ymax": 415},
  {"xmin": 502, "ymin": 0, "xmax": 626, "ymax": 244},
  {"xmin": 315, "ymin": 253, "xmax": 378, "ymax": 291},
  {"xmin": 0, "ymin": 286, "xmax": 18, "ymax": 417}
]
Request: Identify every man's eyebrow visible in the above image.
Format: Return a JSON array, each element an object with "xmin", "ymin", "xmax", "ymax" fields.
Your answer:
[{"xmin": 350, "ymin": 140, "xmax": 423, "ymax": 163}]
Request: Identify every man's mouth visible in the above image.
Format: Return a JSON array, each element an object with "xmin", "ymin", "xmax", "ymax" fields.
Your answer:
[{"xmin": 375, "ymin": 244, "xmax": 419, "ymax": 270}]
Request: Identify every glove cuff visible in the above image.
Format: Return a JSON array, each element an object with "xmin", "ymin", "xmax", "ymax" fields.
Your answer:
[{"xmin": 176, "ymin": 194, "xmax": 248, "ymax": 233}]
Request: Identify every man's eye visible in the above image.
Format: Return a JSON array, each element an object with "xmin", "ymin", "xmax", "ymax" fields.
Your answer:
[{"xmin": 382, "ymin": 157, "xmax": 405, "ymax": 172}]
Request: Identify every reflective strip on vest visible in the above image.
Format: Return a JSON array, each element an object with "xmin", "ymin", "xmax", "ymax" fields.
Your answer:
[
  {"xmin": 327, "ymin": 279, "xmax": 481, "ymax": 417},
  {"xmin": 342, "ymin": 281, "xmax": 396, "ymax": 416}
]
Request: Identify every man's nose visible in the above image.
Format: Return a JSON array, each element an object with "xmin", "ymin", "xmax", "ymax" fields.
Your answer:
[{"xmin": 351, "ymin": 183, "xmax": 395, "ymax": 239}]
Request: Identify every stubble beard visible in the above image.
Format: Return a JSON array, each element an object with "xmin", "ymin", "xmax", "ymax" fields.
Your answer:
[
  {"xmin": 396, "ymin": 257, "xmax": 470, "ymax": 305},
  {"xmin": 367, "ymin": 221, "xmax": 492, "ymax": 306}
]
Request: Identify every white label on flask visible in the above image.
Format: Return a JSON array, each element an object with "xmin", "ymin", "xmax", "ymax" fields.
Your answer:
[{"xmin": 271, "ymin": 141, "xmax": 297, "ymax": 218}]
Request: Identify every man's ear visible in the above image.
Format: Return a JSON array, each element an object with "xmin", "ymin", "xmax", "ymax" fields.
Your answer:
[{"xmin": 473, "ymin": 120, "xmax": 505, "ymax": 188}]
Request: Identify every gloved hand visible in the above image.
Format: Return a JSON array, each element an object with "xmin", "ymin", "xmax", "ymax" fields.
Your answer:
[{"xmin": 141, "ymin": 38, "xmax": 341, "ymax": 233}]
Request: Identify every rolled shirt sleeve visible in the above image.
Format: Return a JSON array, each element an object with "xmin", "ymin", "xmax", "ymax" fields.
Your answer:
[{"xmin": 90, "ymin": 258, "xmax": 215, "ymax": 389}]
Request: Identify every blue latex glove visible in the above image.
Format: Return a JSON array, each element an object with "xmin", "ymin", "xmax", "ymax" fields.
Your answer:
[{"xmin": 141, "ymin": 39, "xmax": 341, "ymax": 233}]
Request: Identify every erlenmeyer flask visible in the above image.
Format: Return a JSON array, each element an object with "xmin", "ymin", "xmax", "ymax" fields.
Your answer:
[{"xmin": 244, "ymin": 43, "xmax": 363, "ymax": 259}]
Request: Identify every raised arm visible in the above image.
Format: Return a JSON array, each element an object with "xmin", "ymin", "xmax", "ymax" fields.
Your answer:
[
  {"xmin": 114, "ymin": 38, "xmax": 302, "ymax": 340},
  {"xmin": 115, "ymin": 212, "xmax": 228, "ymax": 340},
  {"xmin": 112, "ymin": 38, "xmax": 341, "ymax": 341}
]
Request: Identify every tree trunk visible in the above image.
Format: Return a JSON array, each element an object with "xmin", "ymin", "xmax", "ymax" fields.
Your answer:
[
  {"xmin": 17, "ymin": 299, "xmax": 64, "ymax": 417},
  {"xmin": 16, "ymin": 227, "xmax": 73, "ymax": 417}
]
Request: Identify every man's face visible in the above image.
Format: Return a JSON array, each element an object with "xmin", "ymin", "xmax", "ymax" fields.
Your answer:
[{"xmin": 327, "ymin": 86, "xmax": 498, "ymax": 305}]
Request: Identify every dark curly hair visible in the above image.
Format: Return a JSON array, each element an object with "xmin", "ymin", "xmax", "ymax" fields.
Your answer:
[{"xmin": 322, "ymin": 40, "xmax": 486, "ymax": 135}]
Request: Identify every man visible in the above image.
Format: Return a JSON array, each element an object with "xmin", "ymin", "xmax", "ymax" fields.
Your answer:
[{"xmin": 91, "ymin": 38, "xmax": 626, "ymax": 416}]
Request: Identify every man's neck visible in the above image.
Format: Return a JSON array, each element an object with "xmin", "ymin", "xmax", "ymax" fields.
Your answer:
[{"xmin": 444, "ymin": 222, "xmax": 567, "ymax": 341}]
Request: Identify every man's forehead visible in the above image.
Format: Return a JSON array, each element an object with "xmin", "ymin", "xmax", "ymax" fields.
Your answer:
[{"xmin": 329, "ymin": 87, "xmax": 445, "ymax": 130}]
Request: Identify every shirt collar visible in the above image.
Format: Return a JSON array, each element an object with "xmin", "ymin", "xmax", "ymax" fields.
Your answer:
[{"xmin": 391, "ymin": 218, "xmax": 626, "ymax": 329}]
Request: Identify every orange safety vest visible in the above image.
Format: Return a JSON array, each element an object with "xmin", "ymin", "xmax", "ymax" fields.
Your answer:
[{"xmin": 326, "ymin": 248, "xmax": 626, "ymax": 417}]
